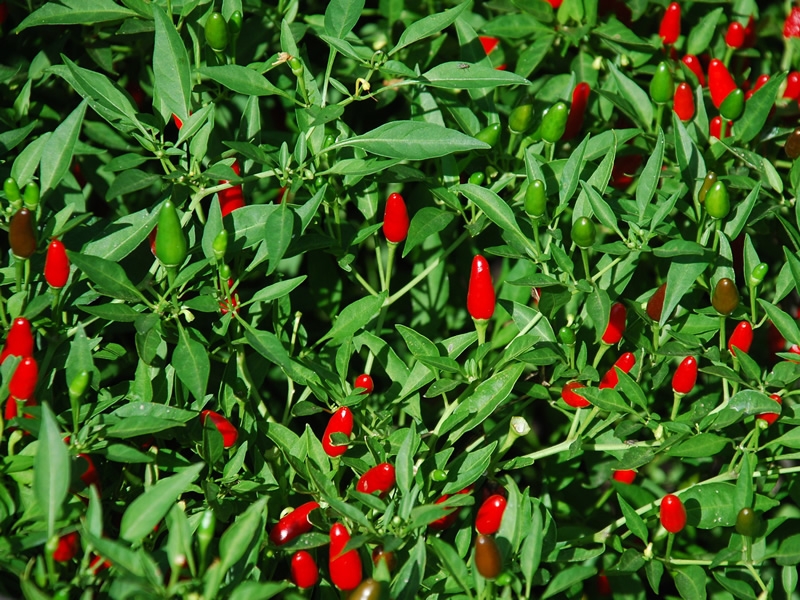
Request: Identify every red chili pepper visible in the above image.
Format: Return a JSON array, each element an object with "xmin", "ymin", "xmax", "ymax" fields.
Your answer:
[
  {"xmin": 728, "ymin": 321, "xmax": 753, "ymax": 356},
  {"xmin": 597, "ymin": 572, "xmax": 613, "ymax": 596},
  {"xmin": 1, "ymin": 317, "xmax": 34, "ymax": 364},
  {"xmin": 219, "ymin": 278, "xmax": 239, "ymax": 315},
  {"xmin": 659, "ymin": 2, "xmax": 681, "ymax": 45},
  {"xmin": 383, "ymin": 192, "xmax": 409, "ymax": 244},
  {"xmin": 9, "ymin": 356, "xmax": 37, "ymax": 400},
  {"xmin": 673, "ymin": 82, "xmax": 695, "ymax": 122},
  {"xmin": 372, "ymin": 546, "xmax": 397, "ymax": 571},
  {"xmin": 429, "ymin": 487, "xmax": 473, "ymax": 530},
  {"xmin": 53, "ymin": 532, "xmax": 80, "ymax": 562},
  {"xmin": 356, "ymin": 462, "xmax": 396, "ymax": 498},
  {"xmin": 599, "ymin": 352, "xmax": 635, "ymax": 389},
  {"xmin": 479, "ymin": 36, "xmax": 499, "ymax": 56},
  {"xmin": 329, "ymin": 522, "xmax": 362, "ymax": 591},
  {"xmin": 602, "ymin": 303, "xmax": 627, "ymax": 345},
  {"xmin": 44, "ymin": 239, "xmax": 70, "ymax": 289},
  {"xmin": 708, "ymin": 59, "xmax": 737, "ymax": 109},
  {"xmin": 200, "ymin": 409, "xmax": 238, "ymax": 448},
  {"xmin": 671, "ymin": 356, "xmax": 698, "ymax": 395},
  {"xmin": 725, "ymin": 21, "xmax": 745, "ymax": 49},
  {"xmin": 785, "ymin": 7, "xmax": 800, "ymax": 38},
  {"xmin": 746, "ymin": 74, "xmax": 770, "ymax": 100},
  {"xmin": 89, "ymin": 554, "xmax": 111, "ymax": 573},
  {"xmin": 322, "ymin": 406, "xmax": 353, "ymax": 457},
  {"xmin": 77, "ymin": 454, "xmax": 101, "ymax": 491},
  {"xmin": 562, "ymin": 82, "xmax": 591, "ymax": 141},
  {"xmin": 561, "ymin": 381, "xmax": 590, "ymax": 408},
  {"xmin": 646, "ymin": 283, "xmax": 667, "ymax": 321},
  {"xmin": 475, "ymin": 494, "xmax": 507, "ymax": 535},
  {"xmin": 681, "ymin": 55, "xmax": 705, "ymax": 87},
  {"xmin": 218, "ymin": 160, "xmax": 246, "ymax": 217},
  {"xmin": 467, "ymin": 255, "xmax": 495, "ymax": 321},
  {"xmin": 612, "ymin": 469, "xmax": 636, "ymax": 484},
  {"xmin": 709, "ymin": 116, "xmax": 733, "ymax": 139},
  {"xmin": 784, "ymin": 72, "xmax": 800, "ymax": 100},
  {"xmin": 354, "ymin": 373, "xmax": 373, "ymax": 395},
  {"xmin": 757, "ymin": 394, "xmax": 782, "ymax": 426},
  {"xmin": 291, "ymin": 550, "xmax": 319, "ymax": 589},
  {"xmin": 269, "ymin": 501, "xmax": 320, "ymax": 545},
  {"xmin": 546, "ymin": 0, "xmax": 563, "ymax": 7},
  {"xmin": 660, "ymin": 494, "xmax": 687, "ymax": 533},
  {"xmin": 609, "ymin": 154, "xmax": 642, "ymax": 189},
  {"xmin": 172, "ymin": 114, "xmax": 183, "ymax": 129}
]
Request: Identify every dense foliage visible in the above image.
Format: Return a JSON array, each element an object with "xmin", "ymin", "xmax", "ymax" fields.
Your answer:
[{"xmin": 0, "ymin": 0, "xmax": 799, "ymax": 598}]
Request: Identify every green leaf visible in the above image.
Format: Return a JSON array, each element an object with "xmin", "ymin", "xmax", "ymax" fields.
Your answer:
[
  {"xmin": 173, "ymin": 325, "xmax": 209, "ymax": 402},
  {"xmin": 390, "ymin": 2, "xmax": 470, "ymax": 55},
  {"xmin": 685, "ymin": 7, "xmax": 723, "ymax": 55},
  {"xmin": 541, "ymin": 565, "xmax": 597, "ymax": 599},
  {"xmin": 67, "ymin": 251, "xmax": 147, "ymax": 303},
  {"xmin": 40, "ymin": 100, "xmax": 86, "ymax": 196},
  {"xmin": 219, "ymin": 497, "xmax": 267, "ymax": 570},
  {"xmin": 680, "ymin": 483, "xmax": 736, "ymax": 529},
  {"xmin": 332, "ymin": 121, "xmax": 489, "ymax": 160},
  {"xmin": 106, "ymin": 169, "xmax": 162, "ymax": 200},
  {"xmin": 724, "ymin": 182, "xmax": 760, "ymax": 240},
  {"xmin": 666, "ymin": 433, "xmax": 729, "ymax": 458},
  {"xmin": 321, "ymin": 292, "xmax": 387, "ymax": 346},
  {"xmin": 152, "ymin": 4, "xmax": 191, "ymax": 122},
  {"xmin": 618, "ymin": 494, "xmax": 648, "ymax": 543},
  {"xmin": 324, "ymin": 0, "xmax": 365, "ymax": 38},
  {"xmin": 636, "ymin": 128, "xmax": 664, "ymax": 221},
  {"xmin": 120, "ymin": 462, "xmax": 204, "ymax": 542},
  {"xmin": 246, "ymin": 276, "xmax": 307, "ymax": 306},
  {"xmin": 429, "ymin": 537, "xmax": 472, "ymax": 595},
  {"xmin": 455, "ymin": 183, "xmax": 529, "ymax": 250},
  {"xmin": 265, "ymin": 204, "xmax": 295, "ymax": 275},
  {"xmin": 33, "ymin": 403, "xmax": 70, "ymax": 540},
  {"xmin": 771, "ymin": 534, "xmax": 800, "ymax": 566},
  {"xmin": 403, "ymin": 208, "xmax": 455, "ymax": 258},
  {"xmin": 736, "ymin": 74, "xmax": 785, "ymax": 144},
  {"xmin": 759, "ymin": 300, "xmax": 800, "ymax": 346},
  {"xmin": 15, "ymin": 0, "xmax": 137, "ymax": 32},
  {"xmin": 579, "ymin": 387, "xmax": 635, "ymax": 415},
  {"xmin": 196, "ymin": 66, "xmax": 287, "ymax": 98},
  {"xmin": 661, "ymin": 257, "xmax": 708, "ymax": 327},
  {"xmin": 586, "ymin": 286, "xmax": 610, "ymax": 344},
  {"xmin": 441, "ymin": 442, "xmax": 497, "ymax": 495},
  {"xmin": 559, "ymin": 134, "xmax": 589, "ymax": 208},
  {"xmin": 395, "ymin": 424, "xmax": 419, "ymax": 495},
  {"xmin": 673, "ymin": 565, "xmax": 708, "ymax": 600},
  {"xmin": 82, "ymin": 208, "xmax": 159, "ymax": 261},
  {"xmin": 607, "ymin": 62, "xmax": 652, "ymax": 130},
  {"xmin": 418, "ymin": 62, "xmax": 530, "ymax": 89}
]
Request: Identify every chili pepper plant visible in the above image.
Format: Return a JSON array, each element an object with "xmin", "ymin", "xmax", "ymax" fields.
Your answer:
[{"xmin": 1, "ymin": 0, "xmax": 800, "ymax": 599}]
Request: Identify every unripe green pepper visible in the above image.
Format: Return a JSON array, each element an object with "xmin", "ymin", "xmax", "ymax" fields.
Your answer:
[
  {"xmin": 540, "ymin": 102, "xmax": 568, "ymax": 143},
  {"xmin": 229, "ymin": 10, "xmax": 242, "ymax": 39},
  {"xmin": 735, "ymin": 507, "xmax": 760, "ymax": 537},
  {"xmin": 719, "ymin": 88, "xmax": 744, "ymax": 121},
  {"xmin": 212, "ymin": 230, "xmax": 228, "ymax": 263},
  {"xmin": 509, "ymin": 103, "xmax": 533, "ymax": 135},
  {"xmin": 468, "ymin": 172, "xmax": 485, "ymax": 186},
  {"xmin": 698, "ymin": 171, "xmax": 717, "ymax": 203},
  {"xmin": 154, "ymin": 199, "xmax": 188, "ymax": 268},
  {"xmin": 749, "ymin": 263, "xmax": 768, "ymax": 287},
  {"xmin": 475, "ymin": 123, "xmax": 501, "ymax": 148},
  {"xmin": 559, "ymin": 326, "xmax": 575, "ymax": 345},
  {"xmin": 524, "ymin": 179, "xmax": 546, "ymax": 218},
  {"xmin": 219, "ymin": 263, "xmax": 232, "ymax": 280},
  {"xmin": 705, "ymin": 181, "xmax": 730, "ymax": 220},
  {"xmin": 288, "ymin": 56, "xmax": 304, "ymax": 78},
  {"xmin": 23, "ymin": 182, "xmax": 39, "ymax": 211},
  {"xmin": 571, "ymin": 217, "xmax": 596, "ymax": 248},
  {"xmin": 712, "ymin": 277, "xmax": 739, "ymax": 315},
  {"xmin": 69, "ymin": 370, "xmax": 90, "ymax": 401},
  {"xmin": 205, "ymin": 12, "xmax": 228, "ymax": 52},
  {"xmin": 9, "ymin": 208, "xmax": 36, "ymax": 259},
  {"xmin": 4, "ymin": 177, "xmax": 20, "ymax": 204},
  {"xmin": 649, "ymin": 61, "xmax": 674, "ymax": 104},
  {"xmin": 197, "ymin": 508, "xmax": 216, "ymax": 568}
]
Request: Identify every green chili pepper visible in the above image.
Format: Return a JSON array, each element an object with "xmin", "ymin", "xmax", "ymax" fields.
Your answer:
[
  {"xmin": 559, "ymin": 326, "xmax": 575, "ymax": 345},
  {"xmin": 749, "ymin": 263, "xmax": 768, "ymax": 287},
  {"xmin": 735, "ymin": 507, "xmax": 760, "ymax": 537},
  {"xmin": 212, "ymin": 230, "xmax": 228, "ymax": 263},
  {"xmin": 468, "ymin": 172, "xmax": 485, "ymax": 186},
  {"xmin": 4, "ymin": 177, "xmax": 20, "ymax": 204},
  {"xmin": 509, "ymin": 103, "xmax": 533, "ymax": 135},
  {"xmin": 698, "ymin": 171, "xmax": 717, "ymax": 203},
  {"xmin": 154, "ymin": 199, "xmax": 188, "ymax": 268},
  {"xmin": 219, "ymin": 263, "xmax": 232, "ymax": 280},
  {"xmin": 719, "ymin": 88, "xmax": 744, "ymax": 121},
  {"xmin": 540, "ymin": 102, "xmax": 569, "ymax": 143},
  {"xmin": 197, "ymin": 508, "xmax": 216, "ymax": 569},
  {"xmin": 23, "ymin": 182, "xmax": 39, "ymax": 211},
  {"xmin": 69, "ymin": 370, "xmax": 90, "ymax": 401},
  {"xmin": 712, "ymin": 277, "xmax": 739, "ymax": 315},
  {"xmin": 524, "ymin": 179, "xmax": 546, "ymax": 218},
  {"xmin": 229, "ymin": 10, "xmax": 242, "ymax": 39},
  {"xmin": 288, "ymin": 56, "xmax": 304, "ymax": 78},
  {"xmin": 649, "ymin": 61, "xmax": 674, "ymax": 104},
  {"xmin": 205, "ymin": 12, "xmax": 229, "ymax": 52},
  {"xmin": 705, "ymin": 181, "xmax": 730, "ymax": 220},
  {"xmin": 9, "ymin": 208, "xmax": 36, "ymax": 259},
  {"xmin": 475, "ymin": 123, "xmax": 501, "ymax": 148},
  {"xmin": 571, "ymin": 217, "xmax": 596, "ymax": 248}
]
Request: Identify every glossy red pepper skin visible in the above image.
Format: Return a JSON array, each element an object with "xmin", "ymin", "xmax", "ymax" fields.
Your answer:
[
  {"xmin": 672, "ymin": 357, "xmax": 698, "ymax": 395},
  {"xmin": 562, "ymin": 82, "xmax": 591, "ymax": 141},
  {"xmin": 479, "ymin": 36, "xmax": 499, "ymax": 56},
  {"xmin": 354, "ymin": 374, "xmax": 373, "ymax": 395},
  {"xmin": 44, "ymin": 239, "xmax": 70, "ymax": 289},
  {"xmin": 743, "ymin": 16, "xmax": 757, "ymax": 47},
  {"xmin": 784, "ymin": 72, "xmax": 800, "ymax": 100},
  {"xmin": 561, "ymin": 381, "xmax": 590, "ymax": 408},
  {"xmin": 77, "ymin": 454, "xmax": 101, "ymax": 491},
  {"xmin": 646, "ymin": 283, "xmax": 667, "ymax": 321},
  {"xmin": 356, "ymin": 462, "xmax": 396, "ymax": 498},
  {"xmin": 1, "ymin": 317, "xmax": 34, "ymax": 364},
  {"xmin": 53, "ymin": 532, "xmax": 80, "ymax": 562},
  {"xmin": 609, "ymin": 154, "xmax": 642, "ymax": 189},
  {"xmin": 602, "ymin": 303, "xmax": 626, "ymax": 345},
  {"xmin": 682, "ymin": 55, "xmax": 705, "ymax": 87},
  {"xmin": 172, "ymin": 114, "xmax": 183, "ymax": 129},
  {"xmin": 9, "ymin": 356, "xmax": 37, "ymax": 400},
  {"xmin": 709, "ymin": 116, "xmax": 733, "ymax": 139},
  {"xmin": 599, "ymin": 352, "xmax": 635, "ymax": 389},
  {"xmin": 290, "ymin": 550, "xmax": 319, "ymax": 589},
  {"xmin": 757, "ymin": 394, "xmax": 782, "ymax": 426},
  {"xmin": 708, "ymin": 59, "xmax": 737, "ymax": 109},
  {"xmin": 383, "ymin": 193, "xmax": 409, "ymax": 243},
  {"xmin": 673, "ymin": 82, "xmax": 695, "ymax": 122},
  {"xmin": 322, "ymin": 406, "xmax": 353, "ymax": 457},
  {"xmin": 269, "ymin": 501, "xmax": 320, "ymax": 545},
  {"xmin": 467, "ymin": 255, "xmax": 495, "ymax": 321},
  {"xmin": 728, "ymin": 321, "xmax": 753, "ymax": 356},
  {"xmin": 218, "ymin": 160, "xmax": 245, "ymax": 217},
  {"xmin": 612, "ymin": 470, "xmax": 636, "ymax": 484},
  {"xmin": 725, "ymin": 21, "xmax": 745, "ymax": 48},
  {"xmin": 785, "ymin": 7, "xmax": 800, "ymax": 39},
  {"xmin": 200, "ymin": 410, "xmax": 238, "ymax": 448},
  {"xmin": 475, "ymin": 494, "xmax": 507, "ymax": 535},
  {"xmin": 659, "ymin": 2, "xmax": 681, "ymax": 45},
  {"xmin": 660, "ymin": 494, "xmax": 687, "ymax": 533},
  {"xmin": 429, "ymin": 487, "xmax": 473, "ymax": 530},
  {"xmin": 329, "ymin": 522, "xmax": 363, "ymax": 591}
]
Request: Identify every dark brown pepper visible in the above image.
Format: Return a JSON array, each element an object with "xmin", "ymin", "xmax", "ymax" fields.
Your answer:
[
  {"xmin": 474, "ymin": 533, "xmax": 502, "ymax": 579},
  {"xmin": 9, "ymin": 208, "xmax": 36, "ymax": 259},
  {"xmin": 347, "ymin": 578, "xmax": 389, "ymax": 600},
  {"xmin": 698, "ymin": 171, "xmax": 718, "ymax": 203},
  {"xmin": 646, "ymin": 283, "xmax": 667, "ymax": 321},
  {"xmin": 712, "ymin": 278, "xmax": 740, "ymax": 315},
  {"xmin": 786, "ymin": 128, "xmax": 800, "ymax": 160}
]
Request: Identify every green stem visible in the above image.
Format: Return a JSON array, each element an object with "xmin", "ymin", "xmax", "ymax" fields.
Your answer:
[
  {"xmin": 655, "ymin": 103, "xmax": 665, "ymax": 130},
  {"xmin": 749, "ymin": 284, "xmax": 757, "ymax": 323},
  {"xmin": 671, "ymin": 391, "xmax": 682, "ymax": 421},
  {"xmin": 719, "ymin": 315, "xmax": 727, "ymax": 354},
  {"xmin": 591, "ymin": 256, "xmax": 624, "ymax": 283},
  {"xmin": 665, "ymin": 532, "xmax": 676, "ymax": 564},
  {"xmin": 14, "ymin": 258, "xmax": 23, "ymax": 294},
  {"xmin": 566, "ymin": 408, "xmax": 583, "ymax": 441},
  {"xmin": 592, "ymin": 344, "xmax": 610, "ymax": 370},
  {"xmin": 580, "ymin": 248, "xmax": 591, "ymax": 281}
]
